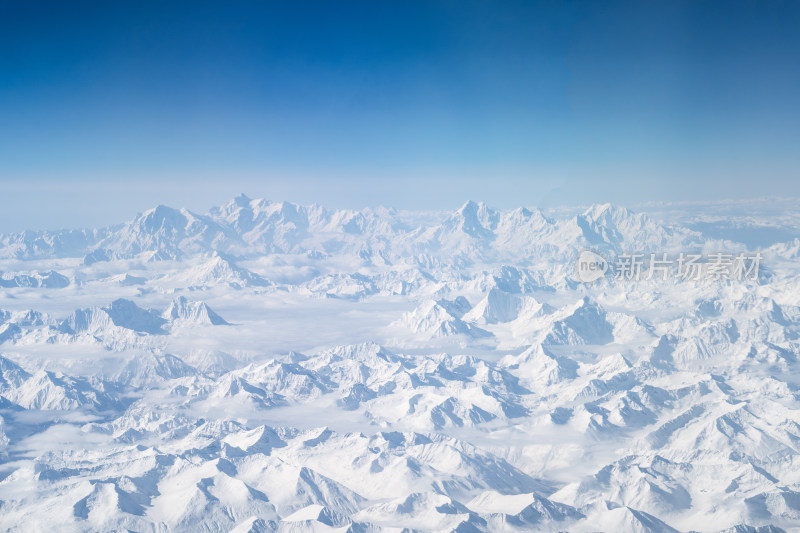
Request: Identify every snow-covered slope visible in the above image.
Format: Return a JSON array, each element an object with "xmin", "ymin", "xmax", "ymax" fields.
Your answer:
[{"xmin": 0, "ymin": 197, "xmax": 796, "ymax": 532}]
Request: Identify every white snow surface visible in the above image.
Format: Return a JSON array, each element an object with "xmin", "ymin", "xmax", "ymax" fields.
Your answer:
[{"xmin": 0, "ymin": 196, "xmax": 798, "ymax": 532}]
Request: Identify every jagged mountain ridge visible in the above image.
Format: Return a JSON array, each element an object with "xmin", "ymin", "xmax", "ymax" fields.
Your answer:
[{"xmin": 0, "ymin": 196, "xmax": 705, "ymax": 263}]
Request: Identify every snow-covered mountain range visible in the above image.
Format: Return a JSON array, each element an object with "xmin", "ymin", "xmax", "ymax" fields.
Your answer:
[{"xmin": 0, "ymin": 196, "xmax": 799, "ymax": 532}]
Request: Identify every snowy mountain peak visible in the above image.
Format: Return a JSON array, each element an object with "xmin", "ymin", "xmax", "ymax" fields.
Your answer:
[
  {"xmin": 396, "ymin": 299, "xmax": 491, "ymax": 340},
  {"xmin": 583, "ymin": 202, "xmax": 618, "ymax": 220},
  {"xmin": 139, "ymin": 204, "xmax": 192, "ymax": 232},
  {"xmin": 175, "ymin": 254, "xmax": 271, "ymax": 288},
  {"xmin": 446, "ymin": 200, "xmax": 497, "ymax": 238},
  {"xmin": 232, "ymin": 193, "xmax": 253, "ymax": 207},
  {"xmin": 0, "ymin": 354, "xmax": 30, "ymax": 390},
  {"xmin": 105, "ymin": 299, "xmax": 168, "ymax": 334},
  {"xmin": 163, "ymin": 296, "xmax": 229, "ymax": 326}
]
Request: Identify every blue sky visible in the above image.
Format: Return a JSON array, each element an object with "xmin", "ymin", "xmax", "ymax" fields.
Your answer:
[{"xmin": 1, "ymin": 1, "xmax": 799, "ymax": 231}]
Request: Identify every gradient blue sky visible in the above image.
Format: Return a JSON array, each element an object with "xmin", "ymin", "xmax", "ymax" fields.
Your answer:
[{"xmin": 1, "ymin": 1, "xmax": 799, "ymax": 231}]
